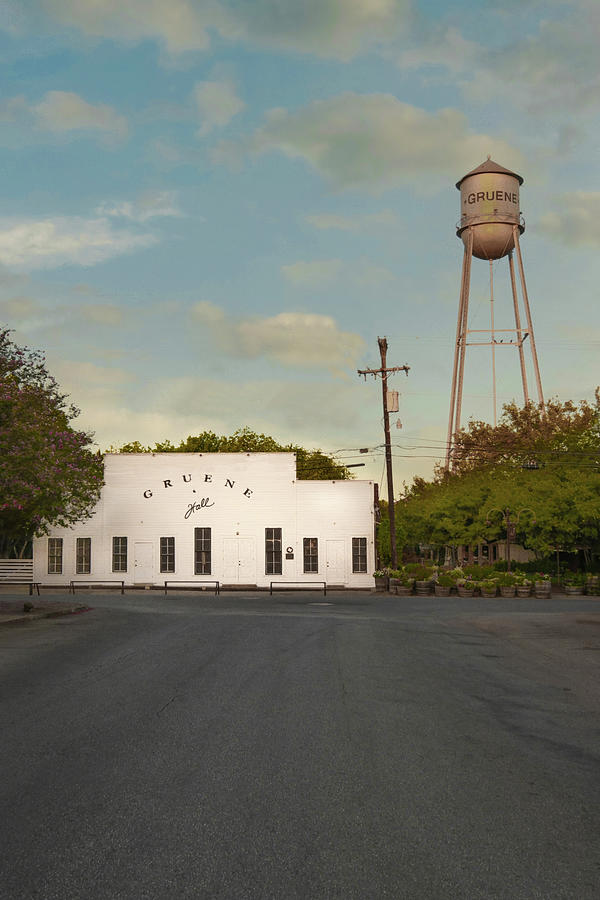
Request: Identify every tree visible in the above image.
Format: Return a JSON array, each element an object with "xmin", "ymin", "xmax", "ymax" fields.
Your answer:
[
  {"xmin": 0, "ymin": 329, "xmax": 104, "ymax": 556},
  {"xmin": 399, "ymin": 396, "xmax": 600, "ymax": 565},
  {"xmin": 444, "ymin": 395, "xmax": 600, "ymax": 476},
  {"xmin": 111, "ymin": 426, "xmax": 352, "ymax": 480}
]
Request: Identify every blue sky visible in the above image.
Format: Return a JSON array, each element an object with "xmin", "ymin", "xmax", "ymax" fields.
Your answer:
[{"xmin": 1, "ymin": 0, "xmax": 598, "ymax": 495}]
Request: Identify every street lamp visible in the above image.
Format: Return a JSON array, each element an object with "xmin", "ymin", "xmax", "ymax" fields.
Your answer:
[{"xmin": 485, "ymin": 506, "xmax": 536, "ymax": 572}]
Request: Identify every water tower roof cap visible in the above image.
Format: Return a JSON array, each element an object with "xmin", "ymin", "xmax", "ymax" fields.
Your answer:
[{"xmin": 456, "ymin": 157, "xmax": 523, "ymax": 189}]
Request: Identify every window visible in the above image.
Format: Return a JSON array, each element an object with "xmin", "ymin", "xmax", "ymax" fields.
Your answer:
[
  {"xmin": 303, "ymin": 538, "xmax": 318, "ymax": 573},
  {"xmin": 194, "ymin": 528, "xmax": 211, "ymax": 574},
  {"xmin": 265, "ymin": 528, "xmax": 282, "ymax": 575},
  {"xmin": 76, "ymin": 537, "xmax": 91, "ymax": 574},
  {"xmin": 112, "ymin": 536, "xmax": 127, "ymax": 572},
  {"xmin": 48, "ymin": 538, "xmax": 63, "ymax": 575},
  {"xmin": 352, "ymin": 537, "xmax": 367, "ymax": 574},
  {"xmin": 160, "ymin": 537, "xmax": 175, "ymax": 573}
]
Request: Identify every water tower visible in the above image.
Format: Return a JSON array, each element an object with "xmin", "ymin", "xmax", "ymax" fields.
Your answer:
[{"xmin": 445, "ymin": 157, "xmax": 545, "ymax": 469}]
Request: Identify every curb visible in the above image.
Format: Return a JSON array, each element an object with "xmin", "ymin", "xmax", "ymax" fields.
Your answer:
[{"xmin": 0, "ymin": 605, "xmax": 92, "ymax": 629}]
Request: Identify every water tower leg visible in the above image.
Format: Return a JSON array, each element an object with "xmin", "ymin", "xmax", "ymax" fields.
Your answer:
[
  {"xmin": 508, "ymin": 250, "xmax": 530, "ymax": 405},
  {"xmin": 455, "ymin": 229, "xmax": 473, "ymax": 438},
  {"xmin": 445, "ymin": 229, "xmax": 473, "ymax": 469},
  {"xmin": 513, "ymin": 226, "xmax": 545, "ymax": 412}
]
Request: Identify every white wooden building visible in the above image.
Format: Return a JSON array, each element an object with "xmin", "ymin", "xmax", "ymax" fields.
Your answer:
[{"xmin": 33, "ymin": 453, "xmax": 376, "ymax": 589}]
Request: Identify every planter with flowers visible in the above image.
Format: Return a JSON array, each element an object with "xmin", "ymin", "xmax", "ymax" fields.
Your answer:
[
  {"xmin": 534, "ymin": 573, "xmax": 551, "ymax": 598},
  {"xmin": 497, "ymin": 572, "xmax": 517, "ymax": 598},
  {"xmin": 562, "ymin": 572, "xmax": 586, "ymax": 596},
  {"xmin": 434, "ymin": 574, "xmax": 454, "ymax": 597},
  {"xmin": 514, "ymin": 574, "xmax": 532, "ymax": 598},
  {"xmin": 480, "ymin": 578, "xmax": 498, "ymax": 599},
  {"xmin": 456, "ymin": 577, "xmax": 476, "ymax": 598},
  {"xmin": 373, "ymin": 569, "xmax": 389, "ymax": 592}
]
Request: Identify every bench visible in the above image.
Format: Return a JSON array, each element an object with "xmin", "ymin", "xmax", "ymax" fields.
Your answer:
[
  {"xmin": 164, "ymin": 581, "xmax": 220, "ymax": 596},
  {"xmin": 70, "ymin": 580, "xmax": 125, "ymax": 595},
  {"xmin": 270, "ymin": 581, "xmax": 327, "ymax": 596},
  {"xmin": 0, "ymin": 581, "xmax": 41, "ymax": 596}
]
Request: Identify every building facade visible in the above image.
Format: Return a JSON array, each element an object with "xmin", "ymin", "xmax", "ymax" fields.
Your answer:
[{"xmin": 33, "ymin": 453, "xmax": 376, "ymax": 589}]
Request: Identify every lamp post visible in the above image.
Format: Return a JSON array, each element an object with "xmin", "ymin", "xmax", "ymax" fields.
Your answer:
[{"xmin": 485, "ymin": 506, "xmax": 536, "ymax": 572}]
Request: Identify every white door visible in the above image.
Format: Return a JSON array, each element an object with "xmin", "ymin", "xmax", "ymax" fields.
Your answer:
[
  {"xmin": 326, "ymin": 540, "xmax": 345, "ymax": 584},
  {"xmin": 134, "ymin": 541, "xmax": 154, "ymax": 583},
  {"xmin": 223, "ymin": 538, "xmax": 256, "ymax": 583}
]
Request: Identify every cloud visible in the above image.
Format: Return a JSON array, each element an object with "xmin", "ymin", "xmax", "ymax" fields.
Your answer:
[
  {"xmin": 0, "ymin": 295, "xmax": 41, "ymax": 322},
  {"xmin": 305, "ymin": 209, "xmax": 399, "ymax": 231},
  {"xmin": 0, "ymin": 216, "xmax": 157, "ymax": 271},
  {"xmin": 193, "ymin": 80, "xmax": 245, "ymax": 136},
  {"xmin": 41, "ymin": 0, "xmax": 226, "ymax": 54},
  {"xmin": 79, "ymin": 303, "xmax": 125, "ymax": 326},
  {"xmin": 190, "ymin": 302, "xmax": 365, "ymax": 374},
  {"xmin": 42, "ymin": 0, "xmax": 411, "ymax": 60},
  {"xmin": 220, "ymin": 93, "xmax": 522, "ymax": 191},
  {"xmin": 281, "ymin": 259, "xmax": 343, "ymax": 287},
  {"xmin": 95, "ymin": 190, "xmax": 183, "ymax": 222},
  {"xmin": 537, "ymin": 192, "xmax": 600, "ymax": 247},
  {"xmin": 396, "ymin": 6, "xmax": 600, "ymax": 116},
  {"xmin": 32, "ymin": 90, "xmax": 128, "ymax": 140}
]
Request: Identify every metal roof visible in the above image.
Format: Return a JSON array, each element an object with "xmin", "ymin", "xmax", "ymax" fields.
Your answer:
[{"xmin": 456, "ymin": 156, "xmax": 523, "ymax": 189}]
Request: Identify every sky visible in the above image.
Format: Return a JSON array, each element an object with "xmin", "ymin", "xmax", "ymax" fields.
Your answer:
[{"xmin": 1, "ymin": 0, "xmax": 599, "ymax": 497}]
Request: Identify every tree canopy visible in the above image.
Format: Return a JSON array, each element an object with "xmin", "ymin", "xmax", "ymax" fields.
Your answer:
[
  {"xmin": 0, "ymin": 329, "xmax": 104, "ymax": 556},
  {"xmin": 111, "ymin": 426, "xmax": 353, "ymax": 481},
  {"xmin": 399, "ymin": 397, "xmax": 600, "ymax": 563}
]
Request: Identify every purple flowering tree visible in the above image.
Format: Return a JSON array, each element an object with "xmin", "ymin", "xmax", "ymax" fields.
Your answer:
[{"xmin": 0, "ymin": 329, "xmax": 104, "ymax": 557}]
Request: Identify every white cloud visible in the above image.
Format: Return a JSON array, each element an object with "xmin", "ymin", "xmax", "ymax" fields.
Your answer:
[
  {"xmin": 0, "ymin": 216, "xmax": 157, "ymax": 271},
  {"xmin": 96, "ymin": 190, "xmax": 183, "ymax": 222},
  {"xmin": 79, "ymin": 303, "xmax": 125, "ymax": 326},
  {"xmin": 223, "ymin": 93, "xmax": 522, "ymax": 191},
  {"xmin": 32, "ymin": 90, "xmax": 128, "ymax": 140},
  {"xmin": 0, "ymin": 295, "xmax": 41, "ymax": 322},
  {"xmin": 281, "ymin": 259, "xmax": 343, "ymax": 287},
  {"xmin": 190, "ymin": 301, "xmax": 365, "ymax": 375},
  {"xmin": 42, "ymin": 0, "xmax": 411, "ymax": 60},
  {"xmin": 305, "ymin": 209, "xmax": 399, "ymax": 231},
  {"xmin": 537, "ymin": 192, "xmax": 600, "ymax": 247},
  {"xmin": 41, "ymin": 0, "xmax": 227, "ymax": 54},
  {"xmin": 193, "ymin": 80, "xmax": 245, "ymax": 136}
]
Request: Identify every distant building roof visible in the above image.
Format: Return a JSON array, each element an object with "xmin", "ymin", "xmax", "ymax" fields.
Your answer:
[{"xmin": 456, "ymin": 157, "xmax": 523, "ymax": 189}]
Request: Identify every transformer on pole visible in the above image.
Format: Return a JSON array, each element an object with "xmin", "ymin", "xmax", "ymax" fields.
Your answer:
[{"xmin": 445, "ymin": 157, "xmax": 545, "ymax": 470}]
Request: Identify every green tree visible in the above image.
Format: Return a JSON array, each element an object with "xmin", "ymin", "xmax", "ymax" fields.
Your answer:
[
  {"xmin": 0, "ymin": 329, "xmax": 104, "ymax": 557},
  {"xmin": 111, "ymin": 426, "xmax": 352, "ymax": 481}
]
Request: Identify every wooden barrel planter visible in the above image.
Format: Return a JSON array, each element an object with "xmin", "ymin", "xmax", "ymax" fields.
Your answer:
[
  {"xmin": 481, "ymin": 587, "xmax": 497, "ymax": 599},
  {"xmin": 415, "ymin": 580, "xmax": 431, "ymax": 596},
  {"xmin": 500, "ymin": 586, "xmax": 516, "ymax": 598},
  {"xmin": 434, "ymin": 584, "xmax": 451, "ymax": 597},
  {"xmin": 534, "ymin": 581, "xmax": 551, "ymax": 599},
  {"xmin": 516, "ymin": 585, "xmax": 531, "ymax": 598},
  {"xmin": 374, "ymin": 577, "xmax": 388, "ymax": 592},
  {"xmin": 457, "ymin": 587, "xmax": 475, "ymax": 598},
  {"xmin": 395, "ymin": 584, "xmax": 414, "ymax": 596},
  {"xmin": 562, "ymin": 585, "xmax": 583, "ymax": 596}
]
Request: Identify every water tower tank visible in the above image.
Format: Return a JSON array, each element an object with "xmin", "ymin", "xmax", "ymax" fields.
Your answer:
[{"xmin": 456, "ymin": 157, "xmax": 524, "ymax": 260}]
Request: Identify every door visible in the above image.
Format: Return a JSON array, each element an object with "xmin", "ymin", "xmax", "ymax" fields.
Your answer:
[
  {"xmin": 134, "ymin": 541, "xmax": 154, "ymax": 583},
  {"xmin": 326, "ymin": 540, "xmax": 345, "ymax": 584},
  {"xmin": 223, "ymin": 538, "xmax": 256, "ymax": 584}
]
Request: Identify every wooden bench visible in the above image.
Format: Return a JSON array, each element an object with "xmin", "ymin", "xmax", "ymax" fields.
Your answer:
[
  {"xmin": 0, "ymin": 581, "xmax": 41, "ymax": 596},
  {"xmin": 164, "ymin": 581, "xmax": 220, "ymax": 596},
  {"xmin": 270, "ymin": 581, "xmax": 327, "ymax": 596},
  {"xmin": 70, "ymin": 580, "xmax": 125, "ymax": 595}
]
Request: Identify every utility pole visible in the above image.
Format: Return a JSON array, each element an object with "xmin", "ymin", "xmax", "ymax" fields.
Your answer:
[{"xmin": 358, "ymin": 338, "xmax": 410, "ymax": 569}]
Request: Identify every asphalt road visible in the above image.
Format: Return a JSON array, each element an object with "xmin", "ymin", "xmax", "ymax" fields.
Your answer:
[{"xmin": 1, "ymin": 590, "xmax": 600, "ymax": 899}]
